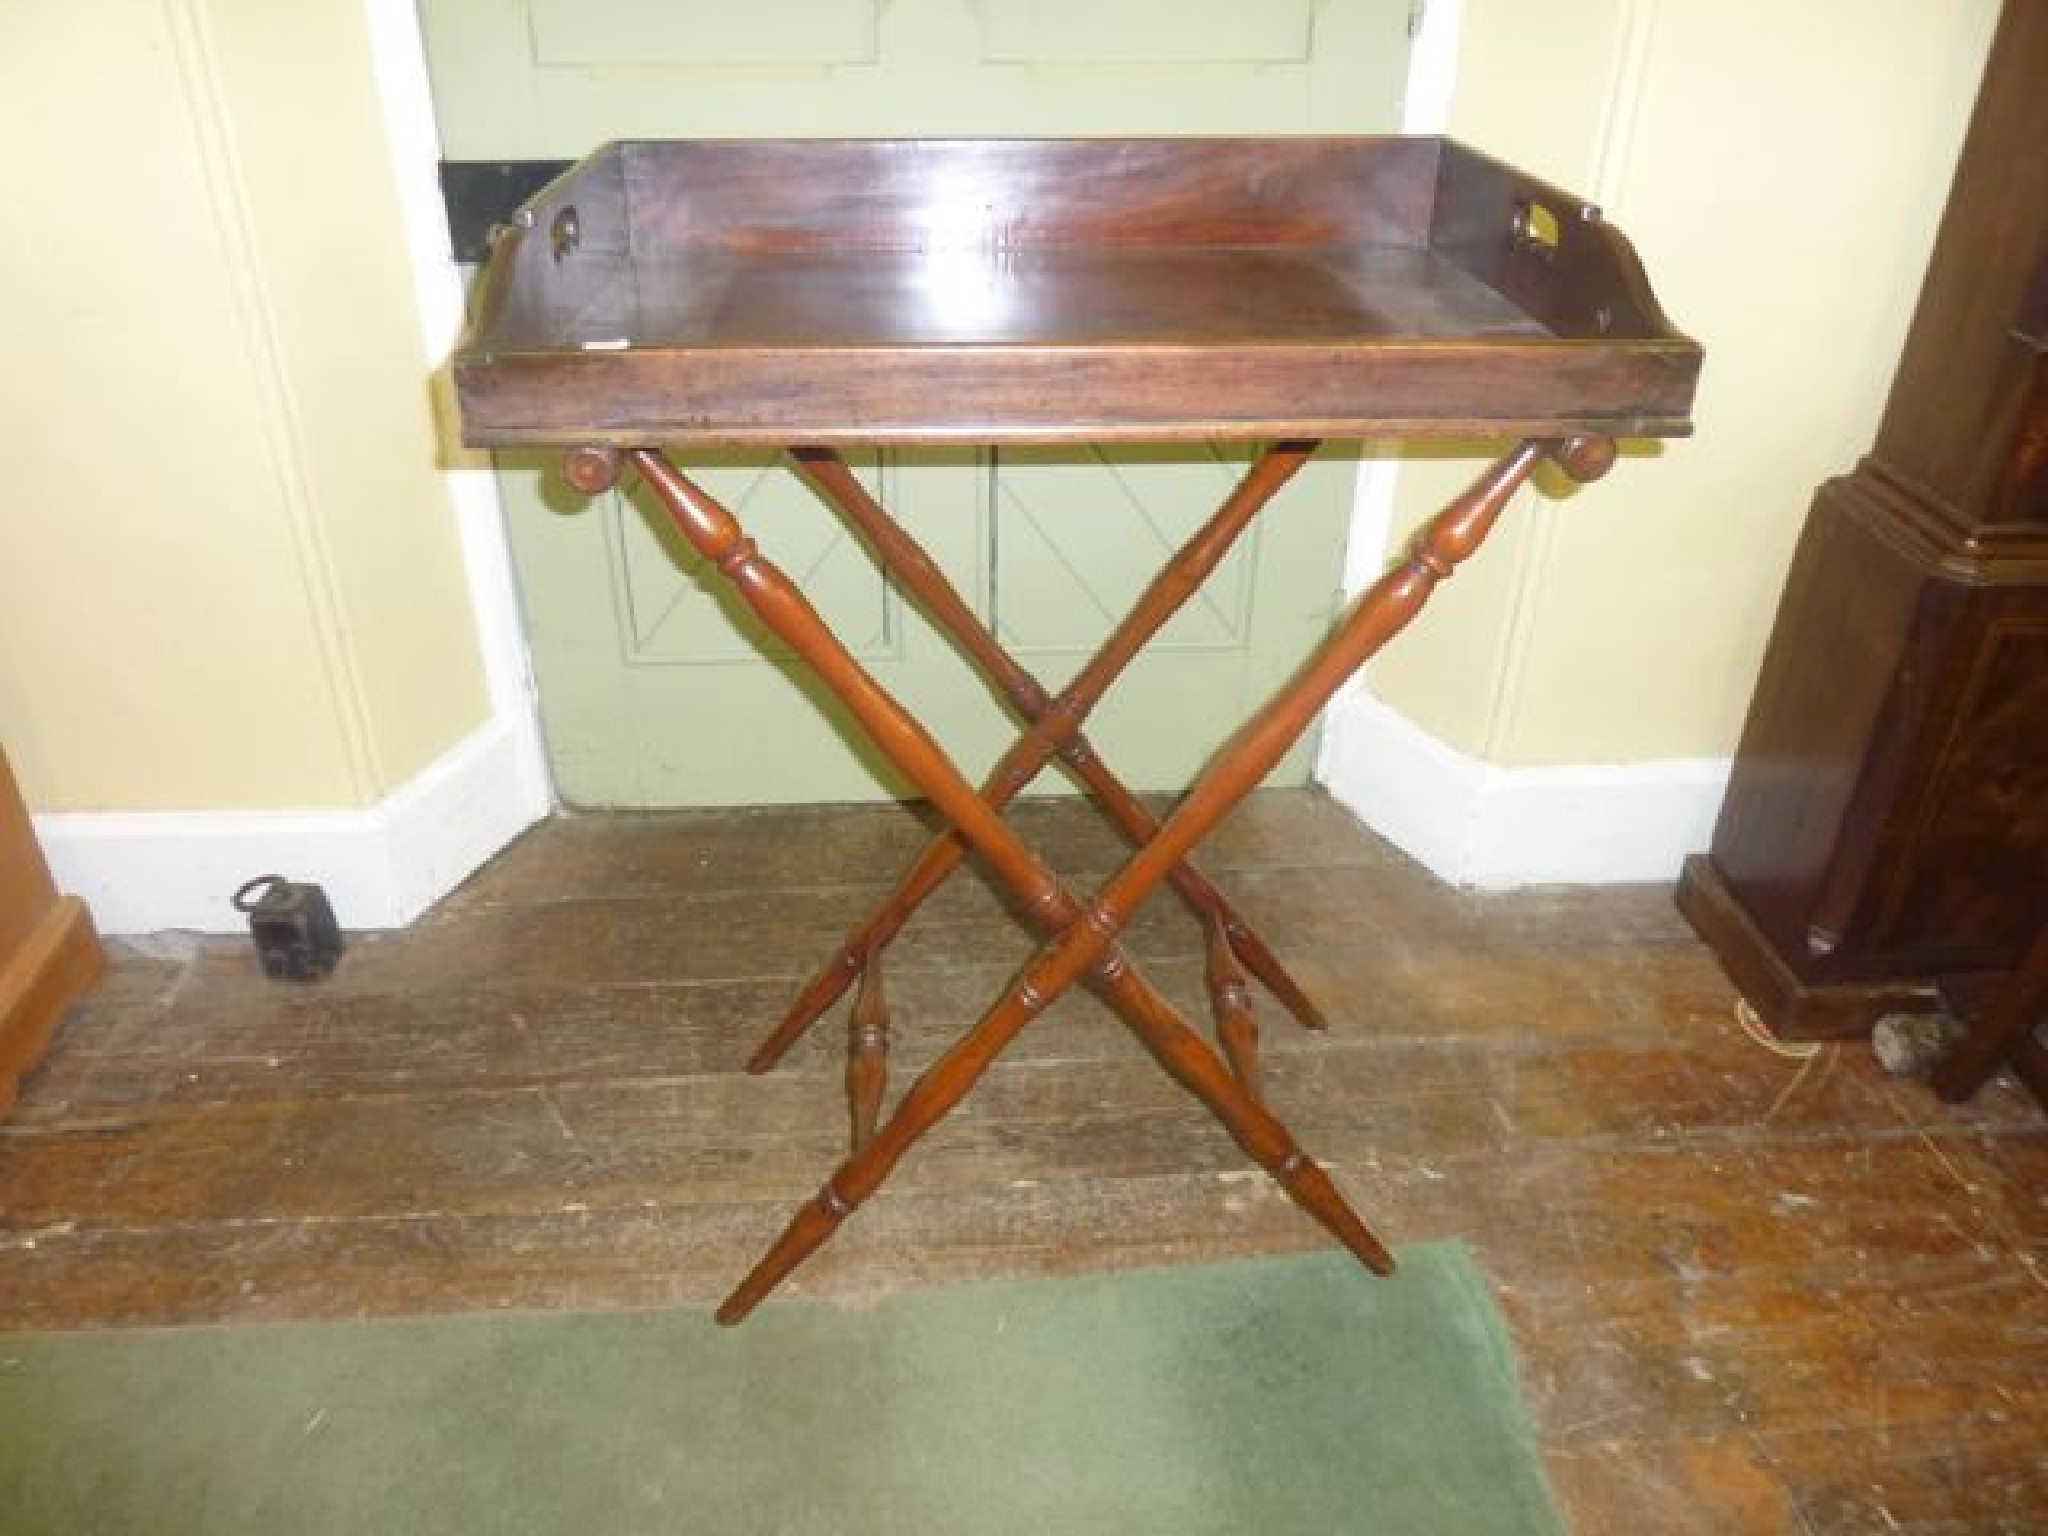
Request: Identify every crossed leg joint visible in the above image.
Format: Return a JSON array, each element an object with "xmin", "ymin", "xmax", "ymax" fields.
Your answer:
[
  {"xmin": 599, "ymin": 434, "xmax": 1604, "ymax": 1322},
  {"xmin": 750, "ymin": 444, "xmax": 1336, "ymax": 1112}
]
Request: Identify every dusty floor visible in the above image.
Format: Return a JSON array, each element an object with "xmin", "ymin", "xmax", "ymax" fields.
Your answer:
[{"xmin": 2, "ymin": 790, "xmax": 2043, "ymax": 1533}]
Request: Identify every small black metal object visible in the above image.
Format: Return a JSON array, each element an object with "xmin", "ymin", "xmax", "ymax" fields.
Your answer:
[{"xmin": 232, "ymin": 875, "xmax": 344, "ymax": 982}]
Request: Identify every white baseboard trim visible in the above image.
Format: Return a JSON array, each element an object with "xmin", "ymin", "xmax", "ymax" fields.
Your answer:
[
  {"xmin": 1315, "ymin": 687, "xmax": 1729, "ymax": 889},
  {"xmin": 34, "ymin": 716, "xmax": 545, "ymax": 934}
]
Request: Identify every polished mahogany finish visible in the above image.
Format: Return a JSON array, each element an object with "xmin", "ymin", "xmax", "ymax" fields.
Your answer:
[
  {"xmin": 1678, "ymin": 0, "xmax": 2048, "ymax": 1038},
  {"xmin": 631, "ymin": 438, "xmax": 1611, "ymax": 1322},
  {"xmin": 455, "ymin": 137, "xmax": 1698, "ymax": 446},
  {"xmin": 457, "ymin": 136, "xmax": 1694, "ymax": 1321}
]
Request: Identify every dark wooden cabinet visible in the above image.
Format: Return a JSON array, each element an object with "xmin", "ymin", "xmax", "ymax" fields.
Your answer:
[{"xmin": 1678, "ymin": 0, "xmax": 2048, "ymax": 1039}]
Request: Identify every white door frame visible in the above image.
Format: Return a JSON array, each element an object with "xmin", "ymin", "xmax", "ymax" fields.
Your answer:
[{"xmin": 360, "ymin": 0, "xmax": 550, "ymax": 816}]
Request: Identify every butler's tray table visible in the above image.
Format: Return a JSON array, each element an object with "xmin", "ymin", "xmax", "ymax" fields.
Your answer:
[{"xmin": 453, "ymin": 136, "xmax": 1701, "ymax": 1323}]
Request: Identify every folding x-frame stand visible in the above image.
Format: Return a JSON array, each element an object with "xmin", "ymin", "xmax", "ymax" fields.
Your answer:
[{"xmin": 561, "ymin": 434, "xmax": 1615, "ymax": 1324}]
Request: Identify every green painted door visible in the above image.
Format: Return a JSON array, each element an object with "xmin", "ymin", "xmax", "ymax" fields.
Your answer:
[{"xmin": 420, "ymin": 0, "xmax": 1411, "ymax": 806}]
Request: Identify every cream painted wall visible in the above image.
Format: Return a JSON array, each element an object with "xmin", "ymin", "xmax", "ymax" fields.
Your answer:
[
  {"xmin": 0, "ymin": 0, "xmax": 2000, "ymax": 825},
  {"xmin": 0, "ymin": 0, "xmax": 487, "ymax": 813},
  {"xmin": 1367, "ymin": 0, "xmax": 2002, "ymax": 765}
]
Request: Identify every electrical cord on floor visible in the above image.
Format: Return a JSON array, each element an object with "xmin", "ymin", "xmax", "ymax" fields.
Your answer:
[
  {"xmin": 1732, "ymin": 997, "xmax": 1837, "ymax": 1122},
  {"xmin": 1734, "ymin": 997, "xmax": 1823, "ymax": 1060}
]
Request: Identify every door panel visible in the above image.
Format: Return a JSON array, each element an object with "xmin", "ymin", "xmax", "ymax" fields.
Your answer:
[
  {"xmin": 613, "ymin": 453, "xmax": 899, "ymax": 666},
  {"xmin": 420, "ymin": 0, "xmax": 1409, "ymax": 806},
  {"xmin": 526, "ymin": 0, "xmax": 883, "ymax": 69},
  {"xmin": 973, "ymin": 0, "xmax": 1320, "ymax": 64},
  {"xmin": 992, "ymin": 447, "xmax": 1259, "ymax": 657},
  {"xmin": 420, "ymin": 0, "xmax": 1412, "ymax": 157},
  {"xmin": 505, "ymin": 449, "xmax": 1015, "ymax": 806},
  {"xmin": 990, "ymin": 445, "xmax": 1359, "ymax": 792}
]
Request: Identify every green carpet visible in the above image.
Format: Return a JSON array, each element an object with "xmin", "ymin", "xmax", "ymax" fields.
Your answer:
[{"xmin": 0, "ymin": 1243, "xmax": 1562, "ymax": 1535}]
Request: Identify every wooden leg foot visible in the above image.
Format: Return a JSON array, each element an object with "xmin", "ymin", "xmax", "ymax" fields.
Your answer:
[
  {"xmin": 748, "ymin": 944, "xmax": 867, "ymax": 1074},
  {"xmin": 1932, "ymin": 918, "xmax": 2048, "ymax": 1104},
  {"xmin": 1276, "ymin": 1153, "xmax": 1397, "ymax": 1276},
  {"xmin": 1223, "ymin": 918, "xmax": 1330, "ymax": 1032},
  {"xmin": 1102, "ymin": 965, "xmax": 1393, "ymax": 1276},
  {"xmin": 715, "ymin": 1183, "xmax": 855, "ymax": 1326}
]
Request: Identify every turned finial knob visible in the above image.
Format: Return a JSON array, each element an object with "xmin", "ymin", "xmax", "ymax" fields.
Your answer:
[
  {"xmin": 562, "ymin": 444, "xmax": 625, "ymax": 495},
  {"xmin": 1551, "ymin": 435, "xmax": 1618, "ymax": 484}
]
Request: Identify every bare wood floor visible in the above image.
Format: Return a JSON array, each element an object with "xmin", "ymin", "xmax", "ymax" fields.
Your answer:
[{"xmin": 2, "ymin": 790, "xmax": 2043, "ymax": 1534}]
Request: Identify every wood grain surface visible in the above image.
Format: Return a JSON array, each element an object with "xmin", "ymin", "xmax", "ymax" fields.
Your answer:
[
  {"xmin": 454, "ymin": 137, "xmax": 1700, "ymax": 445},
  {"xmin": 2, "ymin": 792, "xmax": 2041, "ymax": 1532}
]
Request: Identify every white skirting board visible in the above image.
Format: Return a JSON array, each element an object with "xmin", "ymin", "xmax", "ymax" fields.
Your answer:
[
  {"xmin": 33, "ymin": 718, "xmax": 545, "ymax": 935},
  {"xmin": 1314, "ymin": 686, "xmax": 1729, "ymax": 890},
  {"xmin": 37, "ymin": 688, "xmax": 1719, "ymax": 932}
]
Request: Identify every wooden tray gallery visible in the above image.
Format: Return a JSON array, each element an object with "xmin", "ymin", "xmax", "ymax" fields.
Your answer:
[{"xmin": 453, "ymin": 136, "xmax": 1700, "ymax": 448}]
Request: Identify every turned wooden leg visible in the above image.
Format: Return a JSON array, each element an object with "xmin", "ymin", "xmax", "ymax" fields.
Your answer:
[
  {"xmin": 846, "ymin": 952, "xmax": 888, "ymax": 1152},
  {"xmin": 1094, "ymin": 953, "xmax": 1385, "ymax": 1273},
  {"xmin": 598, "ymin": 446, "xmax": 1393, "ymax": 1321},
  {"xmin": 1204, "ymin": 914, "xmax": 1261, "ymax": 1098},
  {"xmin": 693, "ymin": 438, "xmax": 1607, "ymax": 1322},
  {"xmin": 717, "ymin": 939, "xmax": 1390, "ymax": 1326},
  {"xmin": 747, "ymin": 444, "xmax": 1326, "ymax": 1076},
  {"xmin": 800, "ymin": 443, "xmax": 1327, "ymax": 1034}
]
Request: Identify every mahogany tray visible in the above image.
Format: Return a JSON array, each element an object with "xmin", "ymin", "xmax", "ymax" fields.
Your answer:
[{"xmin": 453, "ymin": 136, "xmax": 1700, "ymax": 447}]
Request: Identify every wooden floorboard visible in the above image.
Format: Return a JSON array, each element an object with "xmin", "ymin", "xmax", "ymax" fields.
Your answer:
[{"xmin": 1, "ymin": 789, "xmax": 2042, "ymax": 1534}]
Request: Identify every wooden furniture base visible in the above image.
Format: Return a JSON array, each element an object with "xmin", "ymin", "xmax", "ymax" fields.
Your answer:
[
  {"xmin": 1933, "ymin": 916, "xmax": 2048, "ymax": 1109},
  {"xmin": 1, "ymin": 751, "xmax": 104, "ymax": 1115},
  {"xmin": 1674, "ymin": 854, "xmax": 1940, "ymax": 1042},
  {"xmin": 1677, "ymin": 467, "xmax": 2048, "ymax": 1042},
  {"xmin": 745, "ymin": 441, "xmax": 1333, "ymax": 1087},
  {"xmin": 566, "ymin": 434, "xmax": 1615, "ymax": 1323}
]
